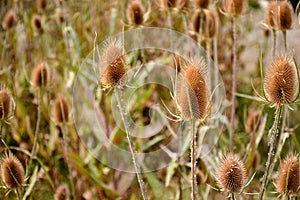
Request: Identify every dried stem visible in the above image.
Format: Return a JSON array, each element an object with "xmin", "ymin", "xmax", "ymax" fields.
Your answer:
[
  {"xmin": 190, "ymin": 117, "xmax": 197, "ymax": 200},
  {"xmin": 230, "ymin": 16, "xmax": 237, "ymax": 152},
  {"xmin": 282, "ymin": 30, "xmax": 287, "ymax": 52},
  {"xmin": 115, "ymin": 88, "xmax": 148, "ymax": 200},
  {"xmin": 213, "ymin": 38, "xmax": 219, "ymax": 102},
  {"xmin": 258, "ymin": 106, "xmax": 283, "ymax": 200},
  {"xmin": 272, "ymin": 29, "xmax": 277, "ymax": 57},
  {"xmin": 231, "ymin": 193, "xmax": 236, "ymax": 200}
]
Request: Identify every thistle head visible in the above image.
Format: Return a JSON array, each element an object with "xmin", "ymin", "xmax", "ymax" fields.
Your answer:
[
  {"xmin": 217, "ymin": 154, "xmax": 247, "ymax": 193},
  {"xmin": 1, "ymin": 153, "xmax": 25, "ymax": 189},
  {"xmin": 100, "ymin": 39, "xmax": 127, "ymax": 88},
  {"xmin": 265, "ymin": 1, "xmax": 293, "ymax": 30},
  {"xmin": 2, "ymin": 9, "xmax": 17, "ymax": 30},
  {"xmin": 276, "ymin": 154, "xmax": 300, "ymax": 195},
  {"xmin": 0, "ymin": 89, "xmax": 14, "ymax": 120},
  {"xmin": 32, "ymin": 62, "xmax": 49, "ymax": 88},
  {"xmin": 127, "ymin": 0, "xmax": 144, "ymax": 26},
  {"xmin": 225, "ymin": 0, "xmax": 244, "ymax": 16},
  {"xmin": 202, "ymin": 10, "xmax": 217, "ymax": 39},
  {"xmin": 176, "ymin": 58, "xmax": 209, "ymax": 120},
  {"xmin": 53, "ymin": 95, "xmax": 70, "ymax": 124},
  {"xmin": 264, "ymin": 55, "xmax": 299, "ymax": 106}
]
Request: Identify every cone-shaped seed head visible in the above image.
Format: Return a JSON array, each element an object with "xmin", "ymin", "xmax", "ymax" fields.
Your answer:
[
  {"xmin": 53, "ymin": 95, "xmax": 70, "ymax": 123},
  {"xmin": 194, "ymin": 0, "xmax": 209, "ymax": 9},
  {"xmin": 2, "ymin": 9, "xmax": 17, "ymax": 30},
  {"xmin": 0, "ymin": 89, "xmax": 12, "ymax": 120},
  {"xmin": 202, "ymin": 10, "xmax": 217, "ymax": 39},
  {"xmin": 127, "ymin": 0, "xmax": 144, "ymax": 25},
  {"xmin": 32, "ymin": 62, "xmax": 49, "ymax": 88},
  {"xmin": 225, "ymin": 0, "xmax": 244, "ymax": 15},
  {"xmin": 265, "ymin": 1, "xmax": 293, "ymax": 30}
]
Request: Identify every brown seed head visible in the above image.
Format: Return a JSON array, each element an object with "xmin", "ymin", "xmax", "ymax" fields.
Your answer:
[
  {"xmin": 225, "ymin": 0, "xmax": 244, "ymax": 15},
  {"xmin": 100, "ymin": 39, "xmax": 127, "ymax": 88},
  {"xmin": 55, "ymin": 184, "xmax": 69, "ymax": 200},
  {"xmin": 176, "ymin": 58, "xmax": 209, "ymax": 120},
  {"xmin": 55, "ymin": 8, "xmax": 64, "ymax": 24},
  {"xmin": 276, "ymin": 155, "xmax": 300, "ymax": 195},
  {"xmin": 177, "ymin": 0, "xmax": 189, "ymax": 8},
  {"xmin": 161, "ymin": 0, "xmax": 177, "ymax": 9},
  {"xmin": 192, "ymin": 10, "xmax": 202, "ymax": 33},
  {"xmin": 264, "ymin": 55, "xmax": 299, "ymax": 105},
  {"xmin": 265, "ymin": 2, "xmax": 278, "ymax": 29},
  {"xmin": 32, "ymin": 14, "xmax": 43, "ymax": 33},
  {"xmin": 0, "ymin": 89, "xmax": 12, "ymax": 120},
  {"xmin": 32, "ymin": 62, "xmax": 49, "ymax": 88},
  {"xmin": 217, "ymin": 154, "xmax": 246, "ymax": 193},
  {"xmin": 37, "ymin": 0, "xmax": 47, "ymax": 10},
  {"xmin": 127, "ymin": 0, "xmax": 144, "ymax": 26},
  {"xmin": 1, "ymin": 153, "xmax": 25, "ymax": 189},
  {"xmin": 53, "ymin": 95, "xmax": 70, "ymax": 123},
  {"xmin": 194, "ymin": 0, "xmax": 209, "ymax": 9},
  {"xmin": 2, "ymin": 9, "xmax": 17, "ymax": 30},
  {"xmin": 202, "ymin": 10, "xmax": 217, "ymax": 39},
  {"xmin": 277, "ymin": 1, "xmax": 293, "ymax": 30}
]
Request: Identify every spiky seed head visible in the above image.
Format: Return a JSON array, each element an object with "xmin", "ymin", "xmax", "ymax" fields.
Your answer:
[
  {"xmin": 265, "ymin": 2, "xmax": 278, "ymax": 29},
  {"xmin": 217, "ymin": 154, "xmax": 246, "ymax": 193},
  {"xmin": 55, "ymin": 184, "xmax": 69, "ymax": 200},
  {"xmin": 37, "ymin": 0, "xmax": 47, "ymax": 10},
  {"xmin": 127, "ymin": 0, "xmax": 144, "ymax": 26},
  {"xmin": 277, "ymin": 1, "xmax": 293, "ymax": 30},
  {"xmin": 264, "ymin": 55, "xmax": 299, "ymax": 105},
  {"xmin": 100, "ymin": 39, "xmax": 127, "ymax": 88},
  {"xmin": 225, "ymin": 0, "xmax": 244, "ymax": 16},
  {"xmin": 1, "ymin": 153, "xmax": 25, "ymax": 189},
  {"xmin": 194, "ymin": 0, "xmax": 209, "ymax": 9},
  {"xmin": 53, "ymin": 95, "xmax": 70, "ymax": 123},
  {"xmin": 0, "ymin": 89, "xmax": 12, "ymax": 120},
  {"xmin": 276, "ymin": 155, "xmax": 300, "ymax": 195},
  {"xmin": 32, "ymin": 14, "xmax": 43, "ymax": 34},
  {"xmin": 2, "ymin": 9, "xmax": 17, "ymax": 30},
  {"xmin": 192, "ymin": 10, "xmax": 202, "ymax": 33},
  {"xmin": 177, "ymin": 0, "xmax": 189, "ymax": 8},
  {"xmin": 202, "ymin": 10, "xmax": 217, "ymax": 39},
  {"xmin": 32, "ymin": 62, "xmax": 49, "ymax": 88},
  {"xmin": 161, "ymin": 0, "xmax": 177, "ymax": 9},
  {"xmin": 55, "ymin": 8, "xmax": 64, "ymax": 24},
  {"xmin": 176, "ymin": 58, "xmax": 209, "ymax": 120},
  {"xmin": 169, "ymin": 54, "xmax": 181, "ymax": 73}
]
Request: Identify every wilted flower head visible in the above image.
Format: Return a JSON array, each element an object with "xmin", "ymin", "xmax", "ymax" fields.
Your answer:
[
  {"xmin": 1, "ymin": 153, "xmax": 25, "ymax": 189},
  {"xmin": 176, "ymin": 58, "xmax": 209, "ymax": 120},
  {"xmin": 217, "ymin": 154, "xmax": 247, "ymax": 193},
  {"xmin": 127, "ymin": 0, "xmax": 144, "ymax": 26},
  {"xmin": 100, "ymin": 39, "xmax": 127, "ymax": 88},
  {"xmin": 276, "ymin": 154, "xmax": 300, "ymax": 195},
  {"xmin": 2, "ymin": 9, "xmax": 17, "ymax": 30},
  {"xmin": 264, "ymin": 55, "xmax": 299, "ymax": 106}
]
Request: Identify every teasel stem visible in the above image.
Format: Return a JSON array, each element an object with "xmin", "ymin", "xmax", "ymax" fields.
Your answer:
[
  {"xmin": 190, "ymin": 117, "xmax": 197, "ymax": 200},
  {"xmin": 27, "ymin": 89, "xmax": 43, "ymax": 176},
  {"xmin": 16, "ymin": 188, "xmax": 22, "ymax": 200},
  {"xmin": 272, "ymin": 29, "xmax": 277, "ymax": 57},
  {"xmin": 0, "ymin": 31, "xmax": 9, "ymax": 67},
  {"xmin": 230, "ymin": 16, "xmax": 237, "ymax": 152},
  {"xmin": 282, "ymin": 30, "xmax": 287, "ymax": 52},
  {"xmin": 115, "ymin": 88, "xmax": 148, "ymax": 200},
  {"xmin": 231, "ymin": 193, "xmax": 236, "ymax": 200},
  {"xmin": 206, "ymin": 40, "xmax": 212, "ymax": 92},
  {"xmin": 61, "ymin": 124, "xmax": 76, "ymax": 200},
  {"xmin": 213, "ymin": 38, "xmax": 219, "ymax": 102},
  {"xmin": 258, "ymin": 105, "xmax": 283, "ymax": 200}
]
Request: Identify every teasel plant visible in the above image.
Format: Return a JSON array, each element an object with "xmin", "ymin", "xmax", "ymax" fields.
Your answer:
[
  {"xmin": 0, "ymin": 87, "xmax": 15, "ymax": 139},
  {"xmin": 223, "ymin": 0, "xmax": 245, "ymax": 152},
  {"xmin": 98, "ymin": 38, "xmax": 148, "ymax": 200},
  {"xmin": 216, "ymin": 154, "xmax": 247, "ymax": 200},
  {"xmin": 51, "ymin": 94, "xmax": 75, "ymax": 199}
]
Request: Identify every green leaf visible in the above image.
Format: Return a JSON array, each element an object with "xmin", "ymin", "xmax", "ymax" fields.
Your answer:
[
  {"xmin": 165, "ymin": 161, "xmax": 178, "ymax": 187},
  {"xmin": 23, "ymin": 166, "xmax": 38, "ymax": 200}
]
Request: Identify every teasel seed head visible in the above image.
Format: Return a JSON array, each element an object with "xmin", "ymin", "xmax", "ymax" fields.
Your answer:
[
  {"xmin": 192, "ymin": 10, "xmax": 202, "ymax": 33},
  {"xmin": 37, "ymin": 0, "xmax": 47, "ymax": 10},
  {"xmin": 277, "ymin": 1, "xmax": 293, "ymax": 30},
  {"xmin": 202, "ymin": 10, "xmax": 217, "ymax": 39},
  {"xmin": 32, "ymin": 14, "xmax": 44, "ymax": 34},
  {"xmin": 176, "ymin": 58, "xmax": 209, "ymax": 120},
  {"xmin": 32, "ymin": 62, "xmax": 49, "ymax": 88},
  {"xmin": 217, "ymin": 154, "xmax": 247, "ymax": 193},
  {"xmin": 127, "ymin": 0, "xmax": 144, "ymax": 26},
  {"xmin": 264, "ymin": 55, "xmax": 299, "ymax": 106},
  {"xmin": 55, "ymin": 184, "xmax": 69, "ymax": 200},
  {"xmin": 194, "ymin": 0, "xmax": 209, "ymax": 9},
  {"xmin": 225, "ymin": 0, "xmax": 244, "ymax": 16},
  {"xmin": 53, "ymin": 95, "xmax": 70, "ymax": 123},
  {"xmin": 2, "ymin": 9, "xmax": 17, "ymax": 30},
  {"xmin": 265, "ymin": 2, "xmax": 278, "ymax": 29},
  {"xmin": 100, "ymin": 39, "xmax": 127, "ymax": 88},
  {"xmin": 177, "ymin": 0, "xmax": 189, "ymax": 8},
  {"xmin": 1, "ymin": 153, "xmax": 25, "ymax": 189},
  {"xmin": 0, "ymin": 89, "xmax": 13, "ymax": 120},
  {"xmin": 276, "ymin": 154, "xmax": 300, "ymax": 195},
  {"xmin": 161, "ymin": 0, "xmax": 177, "ymax": 9}
]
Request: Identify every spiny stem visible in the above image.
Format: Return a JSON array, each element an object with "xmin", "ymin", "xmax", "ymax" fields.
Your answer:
[
  {"xmin": 272, "ymin": 29, "xmax": 277, "ymax": 57},
  {"xmin": 115, "ymin": 88, "xmax": 148, "ymax": 200},
  {"xmin": 230, "ymin": 16, "xmax": 237, "ymax": 152},
  {"xmin": 258, "ymin": 106, "xmax": 283, "ymax": 200},
  {"xmin": 61, "ymin": 124, "xmax": 76, "ymax": 200},
  {"xmin": 191, "ymin": 117, "xmax": 197, "ymax": 200}
]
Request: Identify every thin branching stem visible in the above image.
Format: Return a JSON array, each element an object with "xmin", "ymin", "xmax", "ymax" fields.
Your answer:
[
  {"xmin": 258, "ymin": 105, "xmax": 283, "ymax": 200},
  {"xmin": 115, "ymin": 88, "xmax": 148, "ymax": 200},
  {"xmin": 230, "ymin": 16, "xmax": 237, "ymax": 152}
]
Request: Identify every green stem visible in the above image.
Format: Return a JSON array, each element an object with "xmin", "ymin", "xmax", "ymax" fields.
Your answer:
[
  {"xmin": 258, "ymin": 106, "xmax": 283, "ymax": 200},
  {"xmin": 115, "ymin": 89, "xmax": 148, "ymax": 200},
  {"xmin": 191, "ymin": 118, "xmax": 197, "ymax": 200},
  {"xmin": 231, "ymin": 193, "xmax": 236, "ymax": 200}
]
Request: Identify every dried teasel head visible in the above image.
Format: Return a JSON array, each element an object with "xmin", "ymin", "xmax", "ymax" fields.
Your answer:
[
  {"xmin": 202, "ymin": 10, "xmax": 217, "ymax": 39},
  {"xmin": 276, "ymin": 154, "xmax": 300, "ymax": 195},
  {"xmin": 264, "ymin": 55, "xmax": 299, "ymax": 106},
  {"xmin": 177, "ymin": 0, "xmax": 189, "ymax": 9},
  {"xmin": 161, "ymin": 0, "xmax": 177, "ymax": 9},
  {"xmin": 1, "ymin": 153, "xmax": 25, "ymax": 189},
  {"xmin": 265, "ymin": 1, "xmax": 293, "ymax": 30},
  {"xmin": 217, "ymin": 154, "xmax": 247, "ymax": 193},
  {"xmin": 100, "ymin": 39, "xmax": 127, "ymax": 88},
  {"xmin": 32, "ymin": 62, "xmax": 49, "ymax": 88},
  {"xmin": 194, "ymin": 0, "xmax": 209, "ymax": 9},
  {"xmin": 265, "ymin": 1, "xmax": 278, "ymax": 29},
  {"xmin": 225, "ymin": 0, "xmax": 244, "ymax": 16},
  {"xmin": 32, "ymin": 14, "xmax": 44, "ymax": 34},
  {"xmin": 176, "ymin": 58, "xmax": 209, "ymax": 120},
  {"xmin": 2, "ymin": 9, "xmax": 17, "ymax": 30},
  {"xmin": 0, "ymin": 89, "xmax": 14, "ymax": 120},
  {"xmin": 192, "ymin": 10, "xmax": 202, "ymax": 33},
  {"xmin": 127, "ymin": 0, "xmax": 144, "ymax": 26},
  {"xmin": 55, "ymin": 184, "xmax": 69, "ymax": 200},
  {"xmin": 53, "ymin": 95, "xmax": 70, "ymax": 123},
  {"xmin": 37, "ymin": 0, "xmax": 47, "ymax": 10}
]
